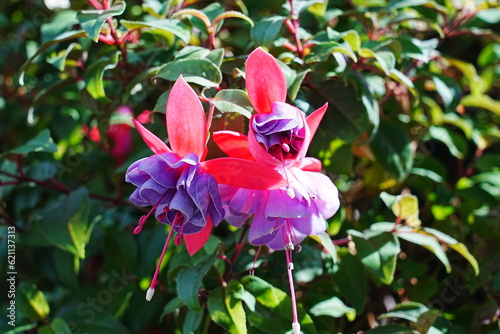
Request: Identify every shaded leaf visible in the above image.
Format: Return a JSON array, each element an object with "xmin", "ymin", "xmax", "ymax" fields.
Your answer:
[
  {"xmin": 77, "ymin": 1, "xmax": 126, "ymax": 42},
  {"xmin": 120, "ymin": 19, "xmax": 190, "ymax": 43},
  {"xmin": 157, "ymin": 58, "xmax": 222, "ymax": 87},
  {"xmin": 213, "ymin": 89, "xmax": 254, "ymax": 118},
  {"xmin": 251, "ymin": 16, "xmax": 286, "ymax": 47},
  {"xmin": 5, "ymin": 129, "xmax": 57, "ymax": 156},
  {"xmin": 84, "ymin": 51, "xmax": 120, "ymax": 101}
]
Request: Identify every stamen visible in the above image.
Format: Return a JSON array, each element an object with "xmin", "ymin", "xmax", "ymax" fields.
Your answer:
[
  {"xmin": 133, "ymin": 225, "xmax": 143, "ymax": 235},
  {"xmin": 146, "ymin": 223, "xmax": 176, "ymax": 301},
  {"xmin": 249, "ymin": 246, "xmax": 262, "ymax": 276},
  {"xmin": 292, "ymin": 322, "xmax": 301, "ymax": 334}
]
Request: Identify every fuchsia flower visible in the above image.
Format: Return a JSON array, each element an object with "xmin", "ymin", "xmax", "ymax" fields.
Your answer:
[
  {"xmin": 125, "ymin": 76, "xmax": 286, "ymax": 301},
  {"xmin": 214, "ymin": 47, "xmax": 340, "ymax": 333}
]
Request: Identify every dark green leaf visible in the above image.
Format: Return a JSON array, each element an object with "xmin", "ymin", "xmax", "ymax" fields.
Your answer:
[
  {"xmin": 77, "ymin": 1, "xmax": 126, "ymax": 42},
  {"xmin": 309, "ymin": 232, "xmax": 338, "ymax": 263},
  {"xmin": 17, "ymin": 283, "xmax": 50, "ymax": 321},
  {"xmin": 310, "ymin": 296, "xmax": 356, "ymax": 320},
  {"xmin": 157, "ymin": 58, "xmax": 222, "ymax": 87},
  {"xmin": 84, "ymin": 51, "xmax": 120, "ymax": 101},
  {"xmin": 370, "ymin": 120, "xmax": 414, "ymax": 180},
  {"xmin": 429, "ymin": 126, "xmax": 467, "ymax": 159},
  {"xmin": 251, "ymin": 16, "xmax": 286, "ymax": 47},
  {"xmin": 182, "ymin": 310, "xmax": 204, "ymax": 334},
  {"xmin": 53, "ymin": 249, "xmax": 79, "ymax": 290},
  {"xmin": 349, "ymin": 230, "xmax": 400, "ymax": 284},
  {"xmin": 332, "ymin": 252, "xmax": 367, "ymax": 313},
  {"xmin": 46, "ymin": 42, "xmax": 81, "ymax": 71},
  {"xmin": 6, "ymin": 129, "xmax": 57, "ymax": 156},
  {"xmin": 35, "ymin": 187, "xmax": 91, "ymax": 259},
  {"xmin": 416, "ymin": 310, "xmax": 441, "ymax": 334},
  {"xmin": 213, "ymin": 89, "xmax": 254, "ymax": 118},
  {"xmin": 365, "ymin": 325, "xmax": 418, "ymax": 334},
  {"xmin": 19, "ymin": 30, "xmax": 87, "ymax": 85},
  {"xmin": 120, "ymin": 19, "xmax": 190, "ymax": 43},
  {"xmin": 177, "ymin": 253, "xmax": 217, "ymax": 311}
]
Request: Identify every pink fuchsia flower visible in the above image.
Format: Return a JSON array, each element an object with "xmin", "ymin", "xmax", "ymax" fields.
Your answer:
[
  {"xmin": 126, "ymin": 76, "xmax": 286, "ymax": 301},
  {"xmin": 214, "ymin": 47, "xmax": 339, "ymax": 333}
]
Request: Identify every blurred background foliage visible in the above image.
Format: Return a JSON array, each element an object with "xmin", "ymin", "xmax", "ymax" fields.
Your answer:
[{"xmin": 0, "ymin": 0, "xmax": 499, "ymax": 333}]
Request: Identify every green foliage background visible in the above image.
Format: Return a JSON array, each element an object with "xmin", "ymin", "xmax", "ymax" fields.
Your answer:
[{"xmin": 1, "ymin": 0, "xmax": 499, "ymax": 333}]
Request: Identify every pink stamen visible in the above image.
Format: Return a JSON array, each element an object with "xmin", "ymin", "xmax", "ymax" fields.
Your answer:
[
  {"xmin": 249, "ymin": 246, "xmax": 263, "ymax": 276},
  {"xmin": 146, "ymin": 222, "xmax": 176, "ymax": 301}
]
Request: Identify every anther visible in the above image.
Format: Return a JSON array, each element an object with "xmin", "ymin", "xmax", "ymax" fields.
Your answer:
[
  {"xmin": 146, "ymin": 287, "xmax": 155, "ymax": 301},
  {"xmin": 288, "ymin": 262, "xmax": 294, "ymax": 270},
  {"xmin": 133, "ymin": 225, "xmax": 143, "ymax": 235}
]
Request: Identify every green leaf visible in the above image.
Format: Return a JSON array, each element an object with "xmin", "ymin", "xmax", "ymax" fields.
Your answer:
[
  {"xmin": 213, "ymin": 89, "xmax": 254, "ymax": 118},
  {"xmin": 120, "ymin": 19, "xmax": 190, "ymax": 43},
  {"xmin": 391, "ymin": 194, "xmax": 421, "ymax": 227},
  {"xmin": 310, "ymin": 296, "xmax": 356, "ymax": 320},
  {"xmin": 39, "ymin": 318, "xmax": 72, "ymax": 334},
  {"xmin": 207, "ymin": 281, "xmax": 247, "ymax": 334},
  {"xmin": 428, "ymin": 125, "xmax": 467, "ymax": 159},
  {"xmin": 157, "ymin": 58, "xmax": 222, "ymax": 87},
  {"xmin": 241, "ymin": 275, "xmax": 316, "ymax": 333},
  {"xmin": 182, "ymin": 310, "xmax": 204, "ymax": 334},
  {"xmin": 251, "ymin": 16, "xmax": 286, "ymax": 47},
  {"xmin": 370, "ymin": 120, "xmax": 414, "ymax": 180},
  {"xmin": 19, "ymin": 30, "xmax": 87, "ymax": 85},
  {"xmin": 394, "ymin": 229, "xmax": 451, "ymax": 273},
  {"xmin": 349, "ymin": 230, "xmax": 400, "ymax": 284},
  {"xmin": 332, "ymin": 251, "xmax": 367, "ymax": 313},
  {"xmin": 84, "ymin": 51, "xmax": 120, "ymax": 101},
  {"xmin": 17, "ymin": 283, "xmax": 50, "ymax": 321},
  {"xmin": 53, "ymin": 249, "xmax": 79, "ymax": 290},
  {"xmin": 461, "ymin": 94, "xmax": 500, "ymax": 116},
  {"xmin": 288, "ymin": 69, "xmax": 311, "ymax": 101},
  {"xmin": 35, "ymin": 187, "xmax": 91, "ymax": 259},
  {"xmin": 422, "ymin": 228, "xmax": 479, "ymax": 276},
  {"xmin": 46, "ymin": 42, "xmax": 81, "ymax": 71},
  {"xmin": 365, "ymin": 325, "xmax": 418, "ymax": 334},
  {"xmin": 309, "ymin": 232, "xmax": 338, "ymax": 263},
  {"xmin": 77, "ymin": 1, "xmax": 126, "ymax": 42},
  {"xmin": 177, "ymin": 253, "xmax": 217, "ymax": 311},
  {"xmin": 212, "ymin": 10, "xmax": 254, "ymax": 28},
  {"xmin": 312, "ymin": 76, "xmax": 379, "ymax": 143},
  {"xmin": 122, "ymin": 65, "xmax": 162, "ymax": 103},
  {"xmin": 5, "ymin": 129, "xmax": 57, "ymax": 156},
  {"xmin": 415, "ymin": 310, "xmax": 441, "ymax": 334}
]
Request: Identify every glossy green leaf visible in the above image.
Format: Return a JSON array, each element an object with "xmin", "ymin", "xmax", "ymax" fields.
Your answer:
[
  {"xmin": 429, "ymin": 125, "xmax": 467, "ymax": 159},
  {"xmin": 53, "ymin": 249, "xmax": 79, "ymax": 290},
  {"xmin": 5, "ymin": 129, "xmax": 57, "ymax": 156},
  {"xmin": 35, "ymin": 187, "xmax": 91, "ymax": 259},
  {"xmin": 77, "ymin": 1, "xmax": 126, "ymax": 42},
  {"xmin": 207, "ymin": 280, "xmax": 247, "ymax": 334},
  {"xmin": 251, "ymin": 16, "xmax": 286, "ymax": 47},
  {"xmin": 395, "ymin": 230, "xmax": 451, "ymax": 273},
  {"xmin": 212, "ymin": 10, "xmax": 254, "ymax": 28},
  {"xmin": 332, "ymin": 251, "xmax": 367, "ymax": 313},
  {"xmin": 370, "ymin": 120, "xmax": 413, "ymax": 180},
  {"xmin": 309, "ymin": 232, "xmax": 338, "ymax": 263},
  {"xmin": 365, "ymin": 325, "xmax": 418, "ymax": 334},
  {"xmin": 310, "ymin": 296, "xmax": 356, "ymax": 320},
  {"xmin": 177, "ymin": 253, "xmax": 217, "ymax": 311},
  {"xmin": 17, "ymin": 283, "xmax": 50, "ymax": 321},
  {"xmin": 213, "ymin": 89, "xmax": 254, "ymax": 118},
  {"xmin": 84, "ymin": 51, "xmax": 120, "ymax": 101},
  {"xmin": 349, "ymin": 230, "xmax": 400, "ymax": 284},
  {"xmin": 241, "ymin": 275, "xmax": 316, "ymax": 333},
  {"xmin": 313, "ymin": 76, "xmax": 379, "ymax": 143},
  {"xmin": 46, "ymin": 42, "xmax": 81, "ymax": 71},
  {"xmin": 120, "ymin": 19, "xmax": 190, "ymax": 43},
  {"xmin": 19, "ymin": 30, "xmax": 87, "ymax": 85},
  {"xmin": 182, "ymin": 310, "xmax": 203, "ymax": 334},
  {"xmin": 157, "ymin": 58, "xmax": 222, "ymax": 87},
  {"xmin": 461, "ymin": 94, "xmax": 500, "ymax": 116}
]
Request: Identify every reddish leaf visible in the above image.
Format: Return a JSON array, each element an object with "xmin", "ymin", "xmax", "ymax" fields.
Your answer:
[
  {"xmin": 246, "ymin": 47, "xmax": 287, "ymax": 114},
  {"xmin": 202, "ymin": 158, "xmax": 286, "ymax": 190},
  {"xmin": 131, "ymin": 119, "xmax": 171, "ymax": 154},
  {"xmin": 213, "ymin": 130, "xmax": 254, "ymax": 160},
  {"xmin": 167, "ymin": 76, "xmax": 207, "ymax": 158}
]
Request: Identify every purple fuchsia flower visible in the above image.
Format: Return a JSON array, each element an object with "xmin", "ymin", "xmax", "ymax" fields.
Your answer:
[
  {"xmin": 214, "ymin": 47, "xmax": 340, "ymax": 333},
  {"xmin": 126, "ymin": 76, "xmax": 286, "ymax": 301}
]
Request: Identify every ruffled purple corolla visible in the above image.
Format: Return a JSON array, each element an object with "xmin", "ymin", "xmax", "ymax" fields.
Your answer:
[
  {"xmin": 252, "ymin": 102, "xmax": 305, "ymax": 161},
  {"xmin": 220, "ymin": 167, "xmax": 339, "ymax": 250},
  {"xmin": 126, "ymin": 152, "xmax": 224, "ymax": 235}
]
